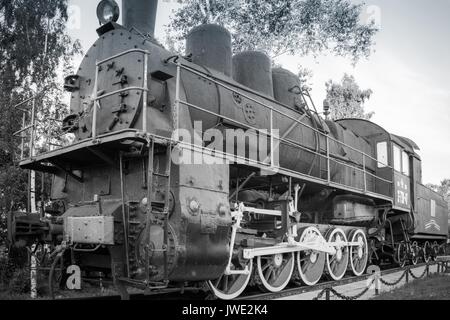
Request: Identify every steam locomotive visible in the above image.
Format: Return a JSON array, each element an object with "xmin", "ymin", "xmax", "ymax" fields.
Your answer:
[{"xmin": 8, "ymin": 0, "xmax": 448, "ymax": 300}]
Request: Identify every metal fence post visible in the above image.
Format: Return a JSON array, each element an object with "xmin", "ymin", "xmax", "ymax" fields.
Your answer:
[
  {"xmin": 325, "ymin": 288, "xmax": 330, "ymax": 301},
  {"xmin": 375, "ymin": 273, "xmax": 380, "ymax": 296},
  {"xmin": 405, "ymin": 268, "xmax": 409, "ymax": 283},
  {"xmin": 30, "ymin": 244, "xmax": 37, "ymax": 299}
]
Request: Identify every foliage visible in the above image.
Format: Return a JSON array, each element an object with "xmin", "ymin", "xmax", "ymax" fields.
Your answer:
[
  {"xmin": 298, "ymin": 66, "xmax": 314, "ymax": 92},
  {"xmin": 0, "ymin": 0, "xmax": 81, "ymax": 246},
  {"xmin": 427, "ymin": 179, "xmax": 450, "ymax": 207},
  {"xmin": 0, "ymin": 246, "xmax": 28, "ymax": 291},
  {"xmin": 427, "ymin": 180, "xmax": 450, "ymax": 236},
  {"xmin": 325, "ymin": 73, "xmax": 374, "ymax": 120},
  {"xmin": 166, "ymin": 0, "xmax": 379, "ymax": 63}
]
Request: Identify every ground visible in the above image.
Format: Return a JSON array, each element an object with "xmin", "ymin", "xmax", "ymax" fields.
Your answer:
[
  {"xmin": 373, "ymin": 274, "xmax": 450, "ymax": 300},
  {"xmin": 0, "ymin": 280, "xmax": 122, "ymax": 300}
]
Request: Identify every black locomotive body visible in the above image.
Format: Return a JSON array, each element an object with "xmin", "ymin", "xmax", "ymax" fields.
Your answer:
[{"xmin": 8, "ymin": 0, "xmax": 448, "ymax": 299}]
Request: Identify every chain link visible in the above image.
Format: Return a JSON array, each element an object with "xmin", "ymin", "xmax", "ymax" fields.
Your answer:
[
  {"xmin": 312, "ymin": 288, "xmax": 328, "ymax": 300},
  {"xmin": 330, "ymin": 286, "xmax": 371, "ymax": 300},
  {"xmin": 312, "ymin": 278, "xmax": 374, "ymax": 300},
  {"xmin": 379, "ymin": 270, "xmax": 407, "ymax": 286},
  {"xmin": 408, "ymin": 265, "xmax": 428, "ymax": 280},
  {"xmin": 312, "ymin": 264, "xmax": 432, "ymax": 300}
]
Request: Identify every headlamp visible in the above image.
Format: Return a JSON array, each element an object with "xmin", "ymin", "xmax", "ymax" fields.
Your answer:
[{"xmin": 97, "ymin": 0, "xmax": 120, "ymax": 25}]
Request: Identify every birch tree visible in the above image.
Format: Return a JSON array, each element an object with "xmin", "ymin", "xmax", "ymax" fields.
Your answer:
[{"xmin": 0, "ymin": 0, "xmax": 81, "ymax": 245}]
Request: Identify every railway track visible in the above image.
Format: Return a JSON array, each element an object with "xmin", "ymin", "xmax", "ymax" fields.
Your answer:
[{"xmin": 59, "ymin": 261, "xmax": 441, "ymax": 301}]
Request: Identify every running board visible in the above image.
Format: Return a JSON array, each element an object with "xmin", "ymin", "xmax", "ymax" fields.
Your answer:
[{"xmin": 242, "ymin": 206, "xmax": 283, "ymax": 217}]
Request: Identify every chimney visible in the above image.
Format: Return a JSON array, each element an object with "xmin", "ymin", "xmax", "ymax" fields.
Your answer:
[{"xmin": 122, "ymin": 0, "xmax": 158, "ymax": 37}]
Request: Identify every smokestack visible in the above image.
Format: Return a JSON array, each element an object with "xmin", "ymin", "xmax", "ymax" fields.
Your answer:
[{"xmin": 122, "ymin": 0, "xmax": 158, "ymax": 37}]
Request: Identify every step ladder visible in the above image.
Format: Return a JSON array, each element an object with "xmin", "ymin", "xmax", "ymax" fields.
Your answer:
[
  {"xmin": 121, "ymin": 138, "xmax": 173, "ymax": 289},
  {"xmin": 144, "ymin": 138, "xmax": 173, "ymax": 287}
]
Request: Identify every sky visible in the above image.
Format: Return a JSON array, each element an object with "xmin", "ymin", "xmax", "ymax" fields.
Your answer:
[{"xmin": 67, "ymin": 0, "xmax": 450, "ymax": 185}]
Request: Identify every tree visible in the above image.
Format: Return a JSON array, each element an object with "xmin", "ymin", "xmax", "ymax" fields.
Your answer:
[
  {"xmin": 427, "ymin": 180, "xmax": 450, "ymax": 207},
  {"xmin": 0, "ymin": 0, "xmax": 81, "ymax": 246},
  {"xmin": 166, "ymin": 0, "xmax": 378, "ymax": 63},
  {"xmin": 325, "ymin": 73, "xmax": 374, "ymax": 120},
  {"xmin": 298, "ymin": 66, "xmax": 313, "ymax": 92},
  {"xmin": 427, "ymin": 180, "xmax": 450, "ymax": 236}
]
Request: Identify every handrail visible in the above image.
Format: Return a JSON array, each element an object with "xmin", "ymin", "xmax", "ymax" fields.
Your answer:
[
  {"xmin": 177, "ymin": 62, "xmax": 392, "ymax": 170},
  {"xmin": 13, "ymin": 91, "xmax": 45, "ymax": 109},
  {"xmin": 176, "ymin": 61, "xmax": 392, "ymax": 170},
  {"xmin": 96, "ymin": 49, "xmax": 150, "ymax": 66},
  {"xmin": 13, "ymin": 124, "xmax": 36, "ymax": 137},
  {"xmin": 13, "ymin": 93, "xmax": 70, "ymax": 161},
  {"xmin": 14, "ymin": 49, "xmax": 394, "ymax": 202},
  {"xmin": 92, "ymin": 49, "xmax": 150, "ymax": 138},
  {"xmin": 15, "ymin": 48, "xmax": 153, "ymax": 162},
  {"xmin": 96, "ymin": 86, "xmax": 149, "ymax": 101},
  {"xmin": 172, "ymin": 57, "xmax": 394, "ymax": 198},
  {"xmin": 180, "ymin": 96, "xmax": 380, "ymax": 180}
]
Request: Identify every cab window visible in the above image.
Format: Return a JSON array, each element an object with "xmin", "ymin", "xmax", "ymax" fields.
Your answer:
[
  {"xmin": 431, "ymin": 199, "xmax": 436, "ymax": 217},
  {"xmin": 377, "ymin": 142, "xmax": 388, "ymax": 168},
  {"xmin": 402, "ymin": 151, "xmax": 410, "ymax": 176},
  {"xmin": 393, "ymin": 144, "xmax": 401, "ymax": 172}
]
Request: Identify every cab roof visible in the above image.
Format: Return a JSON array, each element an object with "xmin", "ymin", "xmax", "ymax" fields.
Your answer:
[{"xmin": 335, "ymin": 118, "xmax": 421, "ymax": 160}]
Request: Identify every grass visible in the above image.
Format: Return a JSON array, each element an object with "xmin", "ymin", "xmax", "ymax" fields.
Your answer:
[
  {"xmin": 0, "ymin": 277, "xmax": 122, "ymax": 300},
  {"xmin": 373, "ymin": 274, "xmax": 450, "ymax": 300}
]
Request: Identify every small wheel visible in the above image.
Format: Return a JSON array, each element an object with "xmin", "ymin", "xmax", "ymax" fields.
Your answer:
[
  {"xmin": 296, "ymin": 227, "xmax": 325, "ymax": 286},
  {"xmin": 411, "ymin": 241, "xmax": 420, "ymax": 266},
  {"xmin": 325, "ymin": 228, "xmax": 349, "ymax": 281},
  {"xmin": 256, "ymin": 252, "xmax": 295, "ymax": 293},
  {"xmin": 349, "ymin": 229, "xmax": 369, "ymax": 276},
  {"xmin": 396, "ymin": 242, "xmax": 408, "ymax": 268},
  {"xmin": 423, "ymin": 241, "xmax": 432, "ymax": 263},
  {"xmin": 208, "ymin": 259, "xmax": 253, "ymax": 300}
]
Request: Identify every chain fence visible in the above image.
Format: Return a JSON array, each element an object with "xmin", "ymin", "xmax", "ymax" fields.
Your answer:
[
  {"xmin": 313, "ymin": 263, "xmax": 435, "ymax": 301},
  {"xmin": 408, "ymin": 266, "xmax": 429, "ymax": 280}
]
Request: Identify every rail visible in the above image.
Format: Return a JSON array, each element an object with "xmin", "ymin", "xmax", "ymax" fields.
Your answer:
[
  {"xmin": 14, "ymin": 49, "xmax": 151, "ymax": 162},
  {"xmin": 14, "ymin": 49, "xmax": 394, "ymax": 201},
  {"xmin": 172, "ymin": 58, "xmax": 394, "ymax": 199},
  {"xmin": 93, "ymin": 49, "xmax": 150, "ymax": 138},
  {"xmin": 13, "ymin": 90, "xmax": 65, "ymax": 162}
]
